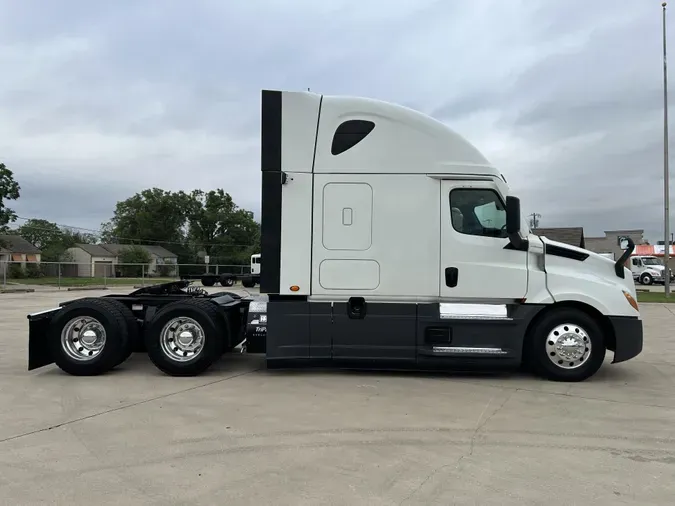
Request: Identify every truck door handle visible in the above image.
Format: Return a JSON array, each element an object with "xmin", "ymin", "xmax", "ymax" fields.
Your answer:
[{"xmin": 445, "ymin": 267, "xmax": 458, "ymax": 287}]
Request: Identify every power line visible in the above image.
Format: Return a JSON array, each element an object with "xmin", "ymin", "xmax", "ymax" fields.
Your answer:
[{"xmin": 9, "ymin": 216, "xmax": 259, "ymax": 249}]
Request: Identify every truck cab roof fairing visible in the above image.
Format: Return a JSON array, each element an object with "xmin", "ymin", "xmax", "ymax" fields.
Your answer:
[{"xmin": 314, "ymin": 94, "xmax": 498, "ymax": 176}]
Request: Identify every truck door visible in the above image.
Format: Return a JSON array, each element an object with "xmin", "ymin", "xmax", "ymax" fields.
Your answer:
[{"xmin": 440, "ymin": 180, "xmax": 528, "ymax": 300}]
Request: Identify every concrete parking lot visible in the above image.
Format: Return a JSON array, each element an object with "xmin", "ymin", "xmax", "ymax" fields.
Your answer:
[{"xmin": 1, "ymin": 287, "xmax": 674, "ymax": 505}]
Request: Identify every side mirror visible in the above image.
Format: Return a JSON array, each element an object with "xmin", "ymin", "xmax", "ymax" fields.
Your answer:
[
  {"xmin": 506, "ymin": 196, "xmax": 521, "ymax": 235},
  {"xmin": 505, "ymin": 196, "xmax": 527, "ymax": 250}
]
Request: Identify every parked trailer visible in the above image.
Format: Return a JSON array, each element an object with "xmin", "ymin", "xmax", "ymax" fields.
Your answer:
[
  {"xmin": 27, "ymin": 89, "xmax": 643, "ymax": 382},
  {"xmin": 180, "ymin": 254, "xmax": 261, "ymax": 288}
]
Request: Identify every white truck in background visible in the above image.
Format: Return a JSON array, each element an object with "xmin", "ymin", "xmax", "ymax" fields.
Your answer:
[
  {"xmin": 630, "ymin": 255, "xmax": 673, "ymax": 285},
  {"xmin": 25, "ymin": 89, "xmax": 643, "ymax": 383},
  {"xmin": 181, "ymin": 253, "xmax": 261, "ymax": 288},
  {"xmin": 244, "ymin": 253, "xmax": 261, "ymax": 288}
]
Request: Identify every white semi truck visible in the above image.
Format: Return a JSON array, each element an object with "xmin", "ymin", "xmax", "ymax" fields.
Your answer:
[
  {"xmin": 26, "ymin": 89, "xmax": 643, "ymax": 382},
  {"xmin": 629, "ymin": 255, "xmax": 673, "ymax": 285}
]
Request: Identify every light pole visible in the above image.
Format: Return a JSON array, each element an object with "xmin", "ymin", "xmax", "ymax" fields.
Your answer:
[{"xmin": 663, "ymin": 2, "xmax": 671, "ymax": 297}]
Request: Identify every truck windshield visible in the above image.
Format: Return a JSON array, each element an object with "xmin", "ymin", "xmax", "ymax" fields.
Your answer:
[{"xmin": 642, "ymin": 257, "xmax": 661, "ymax": 266}]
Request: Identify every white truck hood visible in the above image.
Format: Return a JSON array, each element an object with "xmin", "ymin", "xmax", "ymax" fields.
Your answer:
[{"xmin": 535, "ymin": 235, "xmax": 639, "ymax": 317}]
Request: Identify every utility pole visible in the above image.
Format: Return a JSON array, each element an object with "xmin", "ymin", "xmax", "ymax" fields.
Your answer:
[
  {"xmin": 664, "ymin": 2, "xmax": 671, "ymax": 297},
  {"xmin": 528, "ymin": 212, "xmax": 541, "ymax": 230}
]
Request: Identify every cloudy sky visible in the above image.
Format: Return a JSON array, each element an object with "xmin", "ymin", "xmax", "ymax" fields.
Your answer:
[{"xmin": 0, "ymin": 0, "xmax": 672, "ymax": 242}]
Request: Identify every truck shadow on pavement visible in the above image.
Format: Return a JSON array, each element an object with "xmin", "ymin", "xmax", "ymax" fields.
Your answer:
[{"xmin": 29, "ymin": 352, "xmax": 639, "ymax": 385}]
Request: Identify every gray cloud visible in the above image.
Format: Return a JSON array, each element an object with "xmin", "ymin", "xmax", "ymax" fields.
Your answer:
[{"xmin": 0, "ymin": 0, "xmax": 673, "ymax": 243}]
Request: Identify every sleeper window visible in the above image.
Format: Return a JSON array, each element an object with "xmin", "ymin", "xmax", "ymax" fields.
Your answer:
[{"xmin": 449, "ymin": 188, "xmax": 508, "ymax": 239}]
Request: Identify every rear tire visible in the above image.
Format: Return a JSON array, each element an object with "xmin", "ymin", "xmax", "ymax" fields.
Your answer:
[
  {"xmin": 241, "ymin": 276, "xmax": 255, "ymax": 288},
  {"xmin": 525, "ymin": 307, "xmax": 606, "ymax": 382},
  {"xmin": 220, "ymin": 276, "xmax": 235, "ymax": 287},
  {"xmin": 49, "ymin": 298, "xmax": 129, "ymax": 376},
  {"xmin": 99, "ymin": 298, "xmax": 139, "ymax": 365},
  {"xmin": 202, "ymin": 277, "xmax": 216, "ymax": 287},
  {"xmin": 144, "ymin": 298, "xmax": 226, "ymax": 376}
]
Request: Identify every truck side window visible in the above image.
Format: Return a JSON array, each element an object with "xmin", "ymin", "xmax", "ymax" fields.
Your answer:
[
  {"xmin": 331, "ymin": 120, "xmax": 376, "ymax": 155},
  {"xmin": 632, "ymin": 258, "xmax": 640, "ymax": 266},
  {"xmin": 449, "ymin": 188, "xmax": 508, "ymax": 238}
]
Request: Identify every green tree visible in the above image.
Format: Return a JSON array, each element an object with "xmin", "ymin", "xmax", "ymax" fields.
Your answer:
[
  {"xmin": 16, "ymin": 220, "xmax": 96, "ymax": 262},
  {"xmin": 117, "ymin": 245, "xmax": 152, "ymax": 277},
  {"xmin": 100, "ymin": 188, "xmax": 193, "ymax": 244},
  {"xmin": 17, "ymin": 219, "xmax": 62, "ymax": 249},
  {"xmin": 100, "ymin": 187, "xmax": 260, "ymax": 267},
  {"xmin": 0, "ymin": 163, "xmax": 21, "ymax": 233},
  {"xmin": 187, "ymin": 189, "xmax": 260, "ymax": 264}
]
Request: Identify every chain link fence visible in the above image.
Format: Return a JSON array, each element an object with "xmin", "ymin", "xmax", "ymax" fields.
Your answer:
[{"xmin": 0, "ymin": 260, "xmax": 250, "ymax": 290}]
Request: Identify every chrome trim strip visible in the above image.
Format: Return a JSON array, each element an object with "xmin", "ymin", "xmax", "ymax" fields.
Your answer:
[
  {"xmin": 27, "ymin": 307, "xmax": 61, "ymax": 317},
  {"xmin": 431, "ymin": 346, "xmax": 508, "ymax": 355}
]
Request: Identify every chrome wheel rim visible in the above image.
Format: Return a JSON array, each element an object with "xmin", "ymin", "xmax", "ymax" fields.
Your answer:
[
  {"xmin": 61, "ymin": 317, "xmax": 107, "ymax": 361},
  {"xmin": 545, "ymin": 323, "xmax": 591, "ymax": 370},
  {"xmin": 160, "ymin": 317, "xmax": 205, "ymax": 362}
]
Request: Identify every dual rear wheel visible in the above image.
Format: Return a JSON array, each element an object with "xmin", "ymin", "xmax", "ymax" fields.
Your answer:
[
  {"xmin": 50, "ymin": 298, "xmax": 136, "ymax": 376},
  {"xmin": 49, "ymin": 298, "xmax": 229, "ymax": 377}
]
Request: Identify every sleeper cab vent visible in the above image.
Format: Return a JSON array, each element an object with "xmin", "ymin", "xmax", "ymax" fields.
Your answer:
[
  {"xmin": 545, "ymin": 243, "xmax": 589, "ymax": 262},
  {"xmin": 331, "ymin": 120, "xmax": 375, "ymax": 155}
]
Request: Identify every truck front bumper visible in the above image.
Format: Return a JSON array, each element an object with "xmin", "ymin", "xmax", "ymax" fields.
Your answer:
[{"xmin": 608, "ymin": 316, "xmax": 643, "ymax": 364}]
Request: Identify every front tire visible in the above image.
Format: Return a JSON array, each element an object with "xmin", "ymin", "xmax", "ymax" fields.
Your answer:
[
  {"xmin": 640, "ymin": 273, "xmax": 653, "ymax": 285},
  {"xmin": 144, "ymin": 298, "xmax": 226, "ymax": 376},
  {"xmin": 525, "ymin": 308, "xmax": 606, "ymax": 382}
]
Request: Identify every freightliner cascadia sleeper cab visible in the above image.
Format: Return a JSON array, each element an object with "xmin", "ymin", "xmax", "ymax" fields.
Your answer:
[
  {"xmin": 253, "ymin": 89, "xmax": 643, "ymax": 382},
  {"xmin": 25, "ymin": 89, "xmax": 643, "ymax": 382}
]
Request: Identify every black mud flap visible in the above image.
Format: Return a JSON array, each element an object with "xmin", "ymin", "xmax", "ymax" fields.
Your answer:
[{"xmin": 26, "ymin": 308, "xmax": 61, "ymax": 370}]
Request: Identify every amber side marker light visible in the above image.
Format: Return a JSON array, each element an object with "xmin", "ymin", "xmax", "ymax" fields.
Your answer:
[
  {"xmin": 623, "ymin": 290, "xmax": 639, "ymax": 312},
  {"xmin": 290, "ymin": 285, "xmax": 300, "ymax": 292}
]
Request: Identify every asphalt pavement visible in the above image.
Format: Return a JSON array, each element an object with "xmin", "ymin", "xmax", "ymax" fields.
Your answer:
[{"xmin": 0, "ymin": 288, "xmax": 673, "ymax": 505}]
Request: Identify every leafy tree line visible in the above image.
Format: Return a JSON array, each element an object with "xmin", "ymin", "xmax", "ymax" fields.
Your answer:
[
  {"xmin": 100, "ymin": 187, "xmax": 260, "ymax": 266},
  {"xmin": 0, "ymin": 162, "xmax": 260, "ymax": 271}
]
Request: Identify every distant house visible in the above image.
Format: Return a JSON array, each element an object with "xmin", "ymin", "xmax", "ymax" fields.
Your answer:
[
  {"xmin": 532, "ymin": 227, "xmax": 585, "ymax": 249},
  {"xmin": 100, "ymin": 244, "xmax": 178, "ymax": 275},
  {"xmin": 0, "ymin": 235, "xmax": 42, "ymax": 267},
  {"xmin": 66, "ymin": 243, "xmax": 119, "ymax": 278},
  {"xmin": 65, "ymin": 243, "xmax": 178, "ymax": 277}
]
